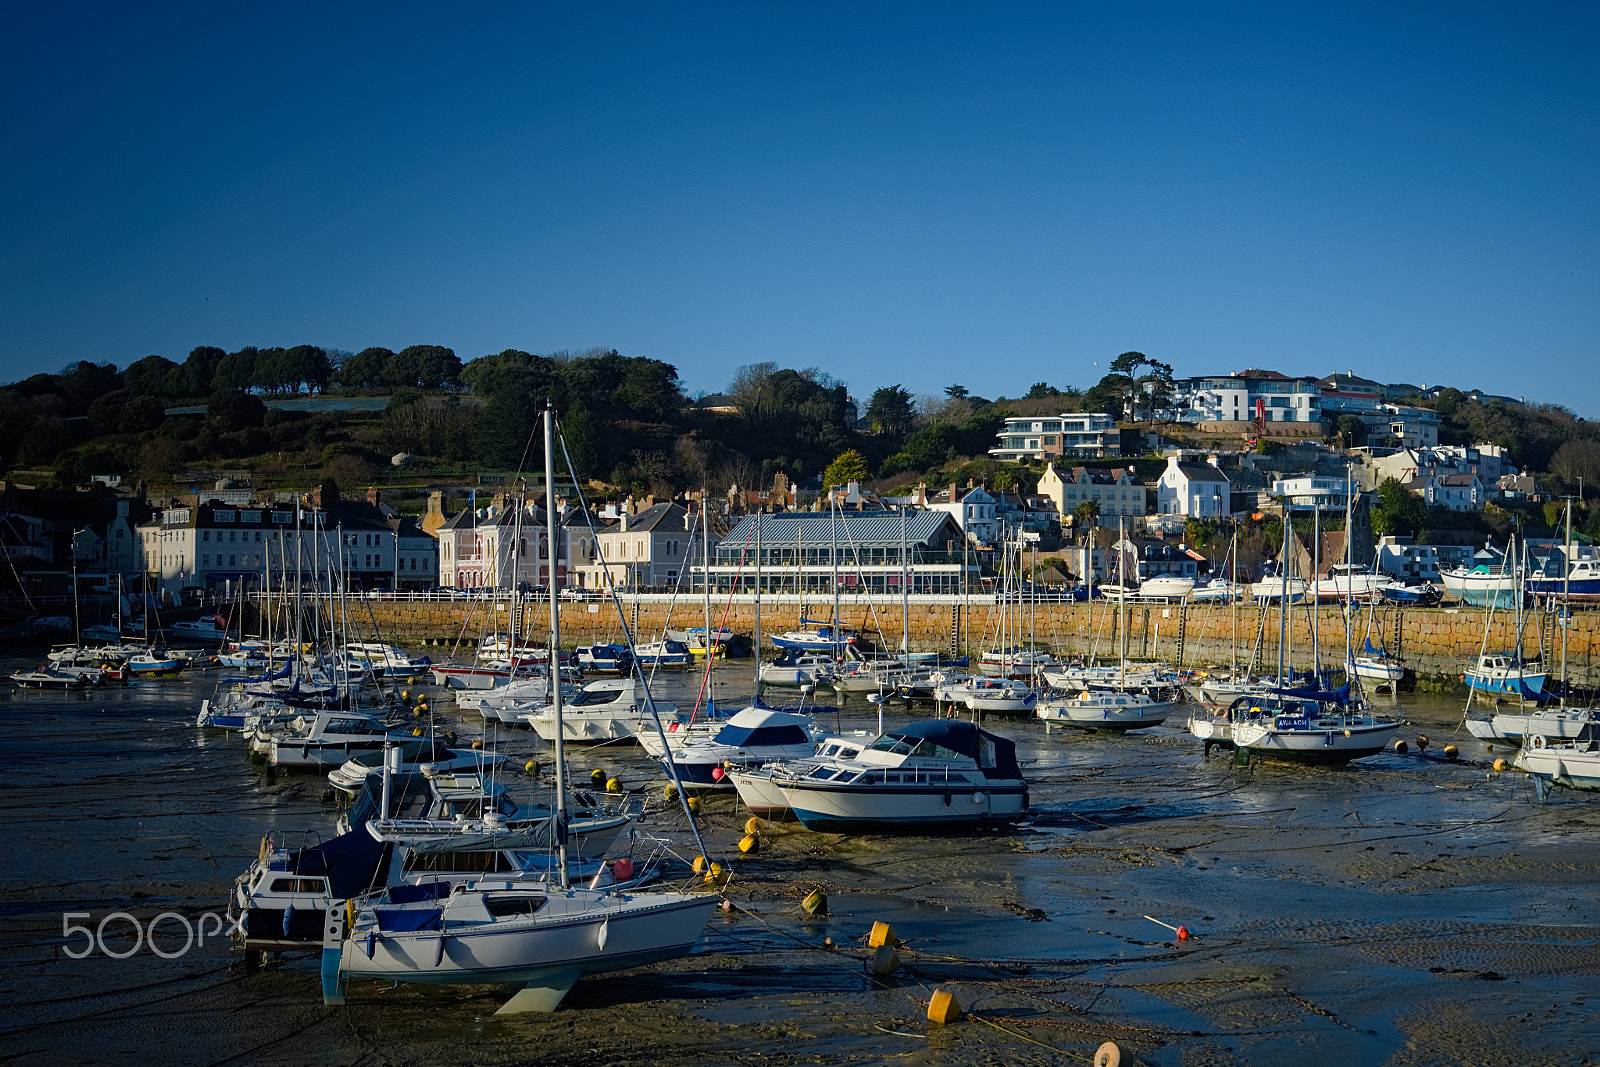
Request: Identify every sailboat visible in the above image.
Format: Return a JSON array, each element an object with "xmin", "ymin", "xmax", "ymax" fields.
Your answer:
[
  {"xmin": 1036, "ymin": 517, "xmax": 1175, "ymax": 731},
  {"xmin": 1187, "ymin": 504, "xmax": 1400, "ymax": 761},
  {"xmin": 334, "ymin": 405, "xmax": 718, "ymax": 1014}
]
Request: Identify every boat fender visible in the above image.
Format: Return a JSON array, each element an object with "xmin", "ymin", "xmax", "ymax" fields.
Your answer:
[
  {"xmin": 434, "ymin": 935, "xmax": 446, "ymax": 967},
  {"xmin": 1532, "ymin": 734, "xmax": 1546, "ymax": 750},
  {"xmin": 282, "ymin": 905, "xmax": 294, "ymax": 938},
  {"xmin": 972, "ymin": 791, "xmax": 986, "ymax": 804},
  {"xmin": 345, "ymin": 899, "xmax": 355, "ymax": 930},
  {"xmin": 942, "ymin": 791, "xmax": 952, "ymax": 806},
  {"xmin": 363, "ymin": 931, "xmax": 376, "ymax": 958}
]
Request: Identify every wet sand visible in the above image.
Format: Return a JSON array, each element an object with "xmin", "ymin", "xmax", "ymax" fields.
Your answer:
[{"xmin": 3, "ymin": 658, "xmax": 1599, "ymax": 1066}]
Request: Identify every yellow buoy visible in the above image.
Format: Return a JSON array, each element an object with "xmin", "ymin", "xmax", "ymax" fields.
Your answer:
[
  {"xmin": 1343, "ymin": 729, "xmax": 1352, "ymax": 737},
  {"xmin": 1094, "ymin": 1041, "xmax": 1122, "ymax": 1067},
  {"xmin": 744, "ymin": 816, "xmax": 767, "ymax": 836},
  {"xmin": 591, "ymin": 769, "xmax": 607, "ymax": 786},
  {"xmin": 411, "ymin": 727, "xmax": 423, "ymax": 736},
  {"xmin": 472, "ymin": 739, "xmax": 484, "ymax": 750},
  {"xmin": 738, "ymin": 834, "xmax": 759, "ymax": 854},
  {"xmin": 692, "ymin": 854, "xmax": 708, "ymax": 873},
  {"xmin": 870, "ymin": 944, "xmax": 901, "ymax": 976},
  {"xmin": 1393, "ymin": 739, "xmax": 1409, "ymax": 753},
  {"xmin": 401, "ymin": 690, "xmax": 411, "ymax": 702},
  {"xmin": 606, "ymin": 777, "xmax": 622, "ymax": 793},
  {"xmin": 868, "ymin": 921, "xmax": 897, "ymax": 949},
  {"xmin": 802, "ymin": 889, "xmax": 828, "ymax": 917},
  {"xmin": 1416, "ymin": 735, "xmax": 1429, "ymax": 751},
  {"xmin": 523, "ymin": 758, "xmax": 539, "ymax": 775},
  {"xmin": 927, "ymin": 987, "xmax": 961, "ymax": 1025},
  {"xmin": 686, "ymin": 796, "xmax": 700, "ymax": 812},
  {"xmin": 665, "ymin": 784, "xmax": 680, "ymax": 801},
  {"xmin": 1443, "ymin": 744, "xmax": 1459, "ymax": 760},
  {"xmin": 1493, "ymin": 757, "xmax": 1508, "ymax": 772}
]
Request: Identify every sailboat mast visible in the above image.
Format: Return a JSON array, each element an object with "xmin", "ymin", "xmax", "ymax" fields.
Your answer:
[{"xmin": 543, "ymin": 406, "xmax": 570, "ymax": 887}]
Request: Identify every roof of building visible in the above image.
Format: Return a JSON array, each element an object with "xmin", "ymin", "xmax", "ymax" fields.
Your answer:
[{"xmin": 721, "ymin": 510, "xmax": 962, "ymax": 549}]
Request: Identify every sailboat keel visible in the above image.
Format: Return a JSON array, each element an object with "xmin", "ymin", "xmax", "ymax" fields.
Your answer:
[{"xmin": 495, "ymin": 972, "xmax": 581, "ymax": 1014}]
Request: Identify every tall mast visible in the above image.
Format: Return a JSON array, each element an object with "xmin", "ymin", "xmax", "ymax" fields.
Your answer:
[{"xmin": 543, "ymin": 406, "xmax": 570, "ymax": 887}]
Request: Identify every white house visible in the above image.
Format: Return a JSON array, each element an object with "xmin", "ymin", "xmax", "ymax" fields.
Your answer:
[
  {"xmin": 989, "ymin": 413, "xmax": 1120, "ymax": 461},
  {"xmin": 927, "ymin": 484, "xmax": 1000, "ymax": 545},
  {"xmin": 579, "ymin": 501, "xmax": 697, "ymax": 589},
  {"xmin": 1155, "ymin": 455, "xmax": 1232, "ymax": 519},
  {"xmin": 1269, "ymin": 475, "xmax": 1357, "ymax": 511},
  {"xmin": 1410, "ymin": 471, "xmax": 1485, "ymax": 512},
  {"xmin": 1170, "ymin": 370, "xmax": 1323, "ymax": 424}
]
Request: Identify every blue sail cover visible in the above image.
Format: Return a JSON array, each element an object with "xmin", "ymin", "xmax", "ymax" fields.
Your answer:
[
  {"xmin": 246, "ymin": 661, "xmax": 293, "ymax": 684},
  {"xmin": 1272, "ymin": 682, "xmax": 1351, "ymax": 705}
]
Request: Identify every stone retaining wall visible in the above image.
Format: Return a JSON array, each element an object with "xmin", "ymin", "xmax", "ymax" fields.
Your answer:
[{"xmin": 250, "ymin": 596, "xmax": 1595, "ymax": 686}]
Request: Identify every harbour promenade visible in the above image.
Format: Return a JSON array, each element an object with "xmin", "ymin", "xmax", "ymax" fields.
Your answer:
[{"xmin": 250, "ymin": 593, "xmax": 1600, "ymax": 688}]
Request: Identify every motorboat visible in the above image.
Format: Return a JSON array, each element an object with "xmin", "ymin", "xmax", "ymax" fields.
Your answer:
[
  {"xmin": 1189, "ymin": 579, "xmax": 1240, "ymax": 603},
  {"xmin": 752, "ymin": 720, "xmax": 1030, "ymax": 832},
  {"xmin": 169, "ymin": 615, "xmax": 234, "ymax": 644},
  {"xmin": 727, "ymin": 735, "xmax": 871, "ymax": 819},
  {"xmin": 1440, "ymin": 564, "xmax": 1518, "ymax": 608},
  {"xmin": 1187, "ymin": 690, "xmax": 1400, "ymax": 762},
  {"xmin": 767, "ymin": 621, "xmax": 856, "ymax": 654},
  {"xmin": 125, "ymin": 648, "xmax": 187, "ymax": 676},
  {"xmin": 1136, "ymin": 575, "xmax": 1196, "ymax": 600},
  {"xmin": 937, "ymin": 675, "xmax": 1037, "ymax": 715},
  {"xmin": 327, "ymin": 741, "xmax": 507, "ymax": 797},
  {"xmin": 251, "ymin": 710, "xmax": 420, "ymax": 769},
  {"xmin": 758, "ymin": 648, "xmax": 837, "ymax": 688},
  {"xmin": 575, "ymin": 644, "xmax": 632, "ymax": 672},
  {"xmin": 658, "ymin": 706, "xmax": 833, "ymax": 790},
  {"xmin": 10, "ymin": 665, "xmax": 88, "ymax": 689},
  {"xmin": 663, "ymin": 627, "xmax": 735, "ymax": 658},
  {"xmin": 1463, "ymin": 651, "xmax": 1546, "ymax": 702},
  {"xmin": 1514, "ymin": 728, "xmax": 1600, "ymax": 797},
  {"xmin": 632, "ymin": 640, "xmax": 693, "ymax": 671},
  {"xmin": 978, "ymin": 647, "xmax": 1058, "ymax": 681},
  {"xmin": 343, "ymin": 642, "xmax": 431, "ymax": 677},
  {"xmin": 1251, "ymin": 576, "xmax": 1309, "ymax": 603},
  {"xmin": 523, "ymin": 678, "xmax": 675, "ymax": 744},
  {"xmin": 1526, "ymin": 557, "xmax": 1600, "ymax": 604},
  {"xmin": 1037, "ymin": 689, "xmax": 1174, "ymax": 731},
  {"xmin": 1312, "ymin": 564, "xmax": 1396, "ymax": 603},
  {"xmin": 1487, "ymin": 705, "xmax": 1600, "ymax": 744}
]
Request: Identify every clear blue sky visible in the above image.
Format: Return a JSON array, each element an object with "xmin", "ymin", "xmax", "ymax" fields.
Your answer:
[{"xmin": 3, "ymin": 3, "xmax": 1596, "ymax": 412}]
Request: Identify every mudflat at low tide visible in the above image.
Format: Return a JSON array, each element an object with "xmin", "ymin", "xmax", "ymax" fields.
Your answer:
[{"xmin": 3, "ymin": 660, "xmax": 1598, "ymax": 1066}]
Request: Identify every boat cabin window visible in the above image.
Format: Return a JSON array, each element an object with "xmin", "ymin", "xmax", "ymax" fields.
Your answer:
[
  {"xmin": 327, "ymin": 718, "xmax": 384, "ymax": 735},
  {"xmin": 403, "ymin": 850, "xmax": 521, "ymax": 874},
  {"xmin": 268, "ymin": 877, "xmax": 327, "ymax": 893},
  {"xmin": 713, "ymin": 723, "xmax": 811, "ymax": 746},
  {"xmin": 868, "ymin": 735, "xmax": 962, "ymax": 761},
  {"xmin": 485, "ymin": 895, "xmax": 548, "ymax": 918}
]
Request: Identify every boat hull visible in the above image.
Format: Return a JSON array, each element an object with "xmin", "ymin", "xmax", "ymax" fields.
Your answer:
[{"xmin": 776, "ymin": 780, "xmax": 1028, "ymax": 831}]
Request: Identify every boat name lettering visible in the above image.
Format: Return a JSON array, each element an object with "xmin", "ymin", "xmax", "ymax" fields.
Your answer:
[{"xmin": 1274, "ymin": 715, "xmax": 1310, "ymax": 730}]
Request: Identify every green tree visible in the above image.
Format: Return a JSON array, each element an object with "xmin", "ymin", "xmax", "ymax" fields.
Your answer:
[
  {"xmin": 944, "ymin": 384, "xmax": 969, "ymax": 401},
  {"xmin": 1108, "ymin": 351, "xmax": 1175, "ymax": 422},
  {"xmin": 1370, "ymin": 477, "xmax": 1427, "ymax": 539},
  {"xmin": 865, "ymin": 384, "xmax": 915, "ymax": 438},
  {"xmin": 823, "ymin": 448, "xmax": 870, "ymax": 489}
]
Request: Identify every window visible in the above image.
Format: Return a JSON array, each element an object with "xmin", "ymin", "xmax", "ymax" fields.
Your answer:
[
  {"xmin": 215, "ymin": 510, "xmax": 234, "ymax": 522},
  {"xmin": 202, "ymin": 531, "xmax": 210, "ymax": 542},
  {"xmin": 241, "ymin": 511, "xmax": 259, "ymax": 523}
]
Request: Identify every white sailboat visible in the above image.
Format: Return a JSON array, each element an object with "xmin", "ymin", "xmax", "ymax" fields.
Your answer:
[{"xmin": 333, "ymin": 406, "xmax": 718, "ymax": 1013}]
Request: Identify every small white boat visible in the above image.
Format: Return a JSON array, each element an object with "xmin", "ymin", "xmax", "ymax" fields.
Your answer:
[
  {"xmin": 727, "ymin": 735, "xmax": 871, "ymax": 819},
  {"xmin": 524, "ymin": 678, "xmax": 674, "ymax": 744},
  {"xmin": 327, "ymin": 742, "xmax": 506, "ymax": 796},
  {"xmin": 1440, "ymin": 564, "xmax": 1518, "ymax": 607},
  {"xmin": 940, "ymin": 675, "xmax": 1037, "ymax": 715},
  {"xmin": 1187, "ymin": 692, "xmax": 1400, "ymax": 762},
  {"xmin": 1313, "ymin": 564, "xmax": 1396, "ymax": 602},
  {"xmin": 753, "ymin": 720, "xmax": 1030, "ymax": 832},
  {"xmin": 125, "ymin": 648, "xmax": 187, "ymax": 676},
  {"xmin": 978, "ymin": 647, "xmax": 1059, "ymax": 680},
  {"xmin": 343, "ymin": 642, "xmax": 431, "ymax": 677},
  {"xmin": 759, "ymin": 648, "xmax": 837, "ymax": 688},
  {"xmin": 10, "ymin": 665, "xmax": 88, "ymax": 690},
  {"xmin": 1514, "ymin": 730, "xmax": 1600, "ymax": 795},
  {"xmin": 659, "ymin": 706, "xmax": 833, "ymax": 790},
  {"xmin": 632, "ymin": 640, "xmax": 694, "ymax": 670},
  {"xmin": 1037, "ymin": 689, "xmax": 1174, "ymax": 731},
  {"xmin": 252, "ymin": 711, "xmax": 418, "ymax": 769},
  {"xmin": 1488, "ymin": 705, "xmax": 1600, "ymax": 744},
  {"xmin": 1136, "ymin": 575, "xmax": 1196, "ymax": 599},
  {"xmin": 169, "ymin": 615, "xmax": 234, "ymax": 644},
  {"xmin": 1463, "ymin": 651, "xmax": 1546, "ymax": 702},
  {"xmin": 1251, "ymin": 576, "xmax": 1309, "ymax": 603}
]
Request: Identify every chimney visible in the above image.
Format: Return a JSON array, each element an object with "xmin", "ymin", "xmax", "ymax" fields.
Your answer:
[
  {"xmin": 949, "ymin": 482, "xmax": 958, "ymax": 503},
  {"xmin": 366, "ymin": 486, "xmax": 380, "ymax": 506},
  {"xmin": 1207, "ymin": 455, "xmax": 1220, "ymax": 468},
  {"xmin": 620, "ymin": 510, "xmax": 630, "ymax": 532},
  {"xmin": 915, "ymin": 483, "xmax": 927, "ymax": 506},
  {"xmin": 311, "ymin": 485, "xmax": 323, "ymax": 508}
]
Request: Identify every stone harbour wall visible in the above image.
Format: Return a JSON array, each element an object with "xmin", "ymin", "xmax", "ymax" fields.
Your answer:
[{"xmin": 258, "ymin": 595, "xmax": 1596, "ymax": 688}]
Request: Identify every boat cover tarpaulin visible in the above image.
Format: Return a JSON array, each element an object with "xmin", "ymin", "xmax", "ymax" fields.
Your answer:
[
  {"xmin": 886, "ymin": 720, "xmax": 1023, "ymax": 780},
  {"xmin": 399, "ymin": 815, "xmax": 562, "ymax": 855},
  {"xmin": 1272, "ymin": 682, "xmax": 1351, "ymax": 705},
  {"xmin": 286, "ymin": 824, "xmax": 388, "ymax": 899}
]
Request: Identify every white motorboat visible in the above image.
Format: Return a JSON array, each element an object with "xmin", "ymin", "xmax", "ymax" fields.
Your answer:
[
  {"xmin": 169, "ymin": 615, "xmax": 234, "ymax": 643},
  {"xmin": 938, "ymin": 675, "xmax": 1037, "ymax": 715},
  {"xmin": 1487, "ymin": 705, "xmax": 1600, "ymax": 744},
  {"xmin": 125, "ymin": 648, "xmax": 187, "ymax": 676},
  {"xmin": 10, "ymin": 665, "xmax": 88, "ymax": 689},
  {"xmin": 523, "ymin": 678, "xmax": 674, "ymax": 745},
  {"xmin": 1187, "ymin": 692, "xmax": 1400, "ymax": 762},
  {"xmin": 727, "ymin": 735, "xmax": 871, "ymax": 819},
  {"xmin": 327, "ymin": 742, "xmax": 506, "ymax": 796},
  {"xmin": 1136, "ymin": 575, "xmax": 1196, "ymax": 599},
  {"xmin": 1440, "ymin": 564, "xmax": 1518, "ymax": 608},
  {"xmin": 754, "ymin": 719, "xmax": 1030, "ymax": 832},
  {"xmin": 658, "ymin": 706, "xmax": 833, "ymax": 791},
  {"xmin": 1037, "ymin": 689, "xmax": 1174, "ymax": 731},
  {"xmin": 343, "ymin": 642, "xmax": 431, "ymax": 677},
  {"xmin": 1251, "ymin": 576, "xmax": 1309, "ymax": 603},
  {"xmin": 758, "ymin": 648, "xmax": 837, "ymax": 688},
  {"xmin": 1312, "ymin": 564, "xmax": 1396, "ymax": 602},
  {"xmin": 632, "ymin": 640, "xmax": 694, "ymax": 670},
  {"xmin": 978, "ymin": 647, "xmax": 1059, "ymax": 680},
  {"xmin": 252, "ymin": 710, "xmax": 418, "ymax": 769}
]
